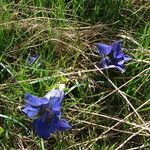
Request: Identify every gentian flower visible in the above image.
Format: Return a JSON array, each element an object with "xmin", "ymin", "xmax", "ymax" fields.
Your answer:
[
  {"xmin": 28, "ymin": 54, "xmax": 39, "ymax": 65},
  {"xmin": 22, "ymin": 89, "xmax": 71, "ymax": 139},
  {"xmin": 97, "ymin": 41, "xmax": 132, "ymax": 73}
]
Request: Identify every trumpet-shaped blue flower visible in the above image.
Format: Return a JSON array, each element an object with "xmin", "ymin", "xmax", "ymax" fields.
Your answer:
[
  {"xmin": 22, "ymin": 89, "xmax": 71, "ymax": 139},
  {"xmin": 97, "ymin": 41, "xmax": 132, "ymax": 73},
  {"xmin": 28, "ymin": 54, "xmax": 39, "ymax": 65}
]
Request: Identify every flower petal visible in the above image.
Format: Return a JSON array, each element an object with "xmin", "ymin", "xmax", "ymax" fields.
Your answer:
[
  {"xmin": 117, "ymin": 60, "xmax": 125, "ymax": 66},
  {"xmin": 115, "ymin": 52, "xmax": 124, "ymax": 59},
  {"xmin": 22, "ymin": 104, "xmax": 40, "ymax": 119},
  {"xmin": 47, "ymin": 117, "xmax": 70, "ymax": 133},
  {"xmin": 56, "ymin": 119, "xmax": 71, "ymax": 131},
  {"xmin": 28, "ymin": 54, "xmax": 39, "ymax": 65},
  {"xmin": 32, "ymin": 109, "xmax": 71, "ymax": 139},
  {"xmin": 33, "ymin": 117, "xmax": 51, "ymax": 139},
  {"xmin": 115, "ymin": 65, "xmax": 125, "ymax": 73},
  {"xmin": 44, "ymin": 89, "xmax": 64, "ymax": 101},
  {"xmin": 97, "ymin": 43, "xmax": 112, "ymax": 55},
  {"xmin": 25, "ymin": 93, "xmax": 49, "ymax": 107},
  {"xmin": 33, "ymin": 114, "xmax": 60, "ymax": 139},
  {"xmin": 123, "ymin": 55, "xmax": 132, "ymax": 61},
  {"xmin": 44, "ymin": 89, "xmax": 65, "ymax": 114},
  {"xmin": 112, "ymin": 41, "xmax": 121, "ymax": 56},
  {"xmin": 50, "ymin": 97, "xmax": 62, "ymax": 114},
  {"xmin": 100, "ymin": 58, "xmax": 110, "ymax": 68}
]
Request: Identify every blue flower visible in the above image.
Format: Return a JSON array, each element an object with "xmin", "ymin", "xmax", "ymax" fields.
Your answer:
[
  {"xmin": 97, "ymin": 41, "xmax": 132, "ymax": 73},
  {"xmin": 28, "ymin": 54, "xmax": 39, "ymax": 65},
  {"xmin": 22, "ymin": 89, "xmax": 71, "ymax": 139}
]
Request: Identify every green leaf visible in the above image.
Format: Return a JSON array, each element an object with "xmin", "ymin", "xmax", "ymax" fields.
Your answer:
[{"xmin": 0, "ymin": 127, "xmax": 4, "ymax": 135}]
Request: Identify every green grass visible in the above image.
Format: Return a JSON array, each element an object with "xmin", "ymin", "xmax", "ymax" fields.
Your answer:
[{"xmin": 0, "ymin": 0, "xmax": 150, "ymax": 149}]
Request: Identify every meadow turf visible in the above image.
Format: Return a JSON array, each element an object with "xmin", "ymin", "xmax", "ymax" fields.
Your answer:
[{"xmin": 0, "ymin": 0, "xmax": 150, "ymax": 149}]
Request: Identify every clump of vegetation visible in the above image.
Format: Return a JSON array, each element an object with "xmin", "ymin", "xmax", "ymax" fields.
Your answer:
[{"xmin": 0, "ymin": 0, "xmax": 149, "ymax": 149}]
